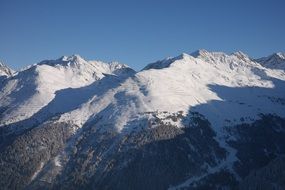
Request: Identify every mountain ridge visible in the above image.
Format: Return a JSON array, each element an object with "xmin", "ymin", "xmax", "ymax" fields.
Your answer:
[
  {"xmin": 1, "ymin": 50, "xmax": 284, "ymax": 128},
  {"xmin": 2, "ymin": 50, "xmax": 285, "ymax": 73},
  {"xmin": 0, "ymin": 55, "xmax": 135, "ymax": 126},
  {"xmin": 255, "ymin": 52, "xmax": 285, "ymax": 70}
]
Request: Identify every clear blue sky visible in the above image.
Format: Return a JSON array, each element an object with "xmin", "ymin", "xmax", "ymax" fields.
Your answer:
[{"xmin": 1, "ymin": 0, "xmax": 285, "ymax": 71}]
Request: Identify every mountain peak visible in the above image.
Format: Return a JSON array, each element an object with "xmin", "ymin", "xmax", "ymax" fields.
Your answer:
[
  {"xmin": 255, "ymin": 52, "xmax": 285, "ymax": 70},
  {"xmin": 38, "ymin": 54, "xmax": 88, "ymax": 67},
  {"xmin": 142, "ymin": 53, "xmax": 192, "ymax": 71},
  {"xmin": 59, "ymin": 54, "xmax": 85, "ymax": 63},
  {"xmin": 143, "ymin": 49, "xmax": 253, "ymax": 71},
  {"xmin": 232, "ymin": 51, "xmax": 247, "ymax": 57},
  {"xmin": 0, "ymin": 61, "xmax": 14, "ymax": 77},
  {"xmin": 273, "ymin": 52, "xmax": 285, "ymax": 59},
  {"xmin": 190, "ymin": 49, "xmax": 209, "ymax": 58},
  {"xmin": 179, "ymin": 52, "xmax": 192, "ymax": 59},
  {"xmin": 190, "ymin": 49, "xmax": 228, "ymax": 60},
  {"xmin": 232, "ymin": 51, "xmax": 250, "ymax": 61},
  {"xmin": 30, "ymin": 55, "xmax": 135, "ymax": 79},
  {"xmin": 257, "ymin": 52, "xmax": 285, "ymax": 62}
]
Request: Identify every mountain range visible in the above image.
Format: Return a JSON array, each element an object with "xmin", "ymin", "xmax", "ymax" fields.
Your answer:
[{"xmin": 0, "ymin": 50, "xmax": 285, "ymax": 190}]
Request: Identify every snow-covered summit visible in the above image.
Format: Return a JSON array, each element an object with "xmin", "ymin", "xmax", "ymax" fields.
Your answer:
[
  {"xmin": 0, "ymin": 61, "xmax": 14, "ymax": 77},
  {"xmin": 38, "ymin": 54, "xmax": 87, "ymax": 67},
  {"xmin": 232, "ymin": 51, "xmax": 251, "ymax": 61},
  {"xmin": 144, "ymin": 49, "xmax": 255, "ymax": 71},
  {"xmin": 276, "ymin": 52, "xmax": 285, "ymax": 59},
  {"xmin": 36, "ymin": 54, "xmax": 134, "ymax": 77},
  {"xmin": 142, "ymin": 53, "xmax": 191, "ymax": 70},
  {"xmin": 191, "ymin": 49, "xmax": 253, "ymax": 64},
  {"xmin": 255, "ymin": 52, "xmax": 285, "ymax": 70},
  {"xmin": 60, "ymin": 54, "xmax": 84, "ymax": 62},
  {"xmin": 190, "ymin": 49, "xmax": 226, "ymax": 58}
]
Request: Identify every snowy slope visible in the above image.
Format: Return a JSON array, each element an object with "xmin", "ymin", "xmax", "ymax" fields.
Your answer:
[
  {"xmin": 55, "ymin": 50, "xmax": 285, "ymax": 135},
  {"xmin": 0, "ymin": 55, "xmax": 134, "ymax": 126},
  {"xmin": 1, "ymin": 51, "xmax": 285, "ymax": 132}
]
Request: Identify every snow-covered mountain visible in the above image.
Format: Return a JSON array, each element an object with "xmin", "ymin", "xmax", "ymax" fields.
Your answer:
[
  {"xmin": 255, "ymin": 52, "xmax": 285, "ymax": 70},
  {"xmin": 0, "ymin": 55, "xmax": 134, "ymax": 126},
  {"xmin": 0, "ymin": 50, "xmax": 285, "ymax": 190}
]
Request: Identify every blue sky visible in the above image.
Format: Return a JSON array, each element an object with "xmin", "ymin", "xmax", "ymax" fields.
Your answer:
[{"xmin": 0, "ymin": 0, "xmax": 285, "ymax": 71}]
